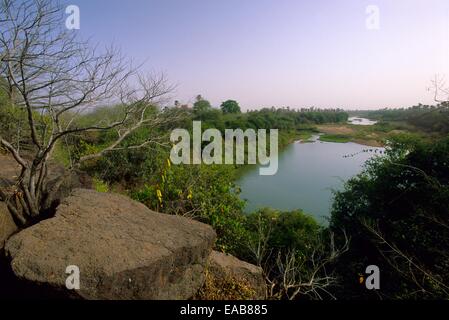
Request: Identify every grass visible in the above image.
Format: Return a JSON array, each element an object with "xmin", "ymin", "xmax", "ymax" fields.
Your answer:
[
  {"xmin": 316, "ymin": 121, "xmax": 426, "ymax": 147},
  {"xmin": 319, "ymin": 134, "xmax": 351, "ymax": 143},
  {"xmin": 52, "ymin": 141, "xmax": 72, "ymax": 167},
  {"xmin": 194, "ymin": 269, "xmax": 258, "ymax": 300},
  {"xmin": 93, "ymin": 178, "xmax": 109, "ymax": 193}
]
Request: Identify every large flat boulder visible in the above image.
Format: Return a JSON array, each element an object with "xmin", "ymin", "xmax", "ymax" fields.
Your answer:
[
  {"xmin": 5, "ymin": 189, "xmax": 216, "ymax": 300},
  {"xmin": 0, "ymin": 202, "xmax": 17, "ymax": 251}
]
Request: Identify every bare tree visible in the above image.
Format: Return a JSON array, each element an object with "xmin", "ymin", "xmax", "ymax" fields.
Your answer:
[
  {"xmin": 271, "ymin": 231, "xmax": 349, "ymax": 300},
  {"xmin": 246, "ymin": 212, "xmax": 274, "ymax": 267},
  {"xmin": 246, "ymin": 212, "xmax": 350, "ymax": 300},
  {"xmin": 0, "ymin": 0, "xmax": 179, "ymax": 226},
  {"xmin": 430, "ymin": 75, "xmax": 449, "ymax": 104}
]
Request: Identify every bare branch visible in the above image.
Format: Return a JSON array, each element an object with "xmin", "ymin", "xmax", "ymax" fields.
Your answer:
[
  {"xmin": 430, "ymin": 75, "xmax": 449, "ymax": 104},
  {"xmin": 360, "ymin": 218, "xmax": 449, "ymax": 297},
  {"xmin": 0, "ymin": 0, "xmax": 177, "ymax": 225}
]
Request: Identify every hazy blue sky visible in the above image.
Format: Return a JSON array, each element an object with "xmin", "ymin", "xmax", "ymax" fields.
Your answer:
[{"xmin": 63, "ymin": 0, "xmax": 449, "ymax": 110}]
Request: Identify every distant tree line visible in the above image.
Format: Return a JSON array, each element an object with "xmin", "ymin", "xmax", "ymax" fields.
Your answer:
[
  {"xmin": 355, "ymin": 104, "xmax": 449, "ymax": 134},
  {"xmin": 187, "ymin": 94, "xmax": 348, "ymax": 133}
]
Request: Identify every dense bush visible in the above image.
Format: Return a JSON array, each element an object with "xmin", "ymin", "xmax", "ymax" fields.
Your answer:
[
  {"xmin": 330, "ymin": 136, "xmax": 449, "ymax": 299},
  {"xmin": 131, "ymin": 157, "xmax": 246, "ymax": 253},
  {"xmin": 244, "ymin": 208, "xmax": 321, "ymax": 255}
]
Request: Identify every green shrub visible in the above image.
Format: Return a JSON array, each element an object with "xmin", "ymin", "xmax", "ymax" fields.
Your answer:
[
  {"xmin": 330, "ymin": 136, "xmax": 449, "ymax": 299},
  {"xmin": 319, "ymin": 134, "xmax": 351, "ymax": 143},
  {"xmin": 131, "ymin": 154, "xmax": 247, "ymax": 254},
  {"xmin": 93, "ymin": 178, "xmax": 109, "ymax": 193}
]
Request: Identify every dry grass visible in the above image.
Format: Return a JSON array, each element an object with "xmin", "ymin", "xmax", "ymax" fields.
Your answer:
[
  {"xmin": 194, "ymin": 269, "xmax": 257, "ymax": 300},
  {"xmin": 317, "ymin": 124, "xmax": 386, "ymax": 147},
  {"xmin": 317, "ymin": 124, "xmax": 355, "ymax": 135}
]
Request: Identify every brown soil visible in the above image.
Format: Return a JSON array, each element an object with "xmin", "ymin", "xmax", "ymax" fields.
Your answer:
[
  {"xmin": 0, "ymin": 154, "xmax": 20, "ymax": 183},
  {"xmin": 317, "ymin": 125, "xmax": 355, "ymax": 135},
  {"xmin": 352, "ymin": 139, "xmax": 384, "ymax": 147}
]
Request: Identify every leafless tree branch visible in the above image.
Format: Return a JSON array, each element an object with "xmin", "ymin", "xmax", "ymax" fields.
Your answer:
[{"xmin": 0, "ymin": 0, "xmax": 179, "ymax": 226}]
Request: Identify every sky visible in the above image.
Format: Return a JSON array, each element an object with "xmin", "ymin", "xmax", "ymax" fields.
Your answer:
[{"xmin": 62, "ymin": 0, "xmax": 449, "ymax": 110}]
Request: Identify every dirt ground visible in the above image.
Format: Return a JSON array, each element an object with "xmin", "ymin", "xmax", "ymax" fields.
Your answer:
[
  {"xmin": 317, "ymin": 124, "xmax": 356, "ymax": 135},
  {"xmin": 0, "ymin": 154, "xmax": 20, "ymax": 182}
]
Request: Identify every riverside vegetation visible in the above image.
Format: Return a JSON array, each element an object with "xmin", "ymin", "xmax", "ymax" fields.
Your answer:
[
  {"xmin": 3, "ymin": 91, "xmax": 449, "ymax": 299},
  {"xmin": 1, "ymin": 0, "xmax": 448, "ymax": 300}
]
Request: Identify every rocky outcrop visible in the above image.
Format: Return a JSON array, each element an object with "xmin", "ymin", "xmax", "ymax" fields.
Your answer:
[
  {"xmin": 0, "ymin": 202, "xmax": 17, "ymax": 251},
  {"xmin": 5, "ymin": 189, "xmax": 216, "ymax": 300},
  {"xmin": 43, "ymin": 166, "xmax": 93, "ymax": 210},
  {"xmin": 203, "ymin": 251, "xmax": 266, "ymax": 300}
]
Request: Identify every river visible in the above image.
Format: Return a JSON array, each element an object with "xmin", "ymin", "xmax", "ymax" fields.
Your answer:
[
  {"xmin": 237, "ymin": 120, "xmax": 384, "ymax": 224},
  {"xmin": 348, "ymin": 117, "xmax": 378, "ymax": 125}
]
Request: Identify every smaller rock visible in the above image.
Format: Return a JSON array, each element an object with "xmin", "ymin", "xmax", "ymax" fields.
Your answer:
[
  {"xmin": 203, "ymin": 251, "xmax": 266, "ymax": 300},
  {"xmin": 43, "ymin": 166, "xmax": 93, "ymax": 210}
]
